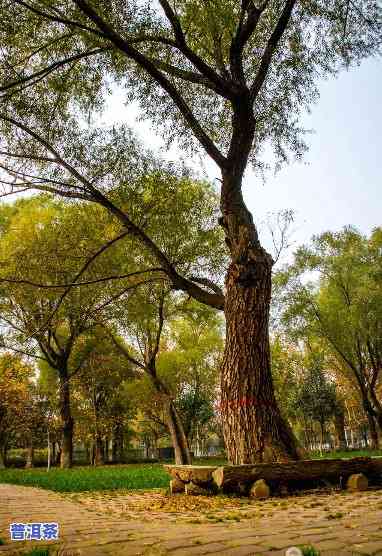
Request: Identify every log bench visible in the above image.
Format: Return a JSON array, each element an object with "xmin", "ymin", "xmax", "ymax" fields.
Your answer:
[{"xmin": 164, "ymin": 457, "xmax": 382, "ymax": 497}]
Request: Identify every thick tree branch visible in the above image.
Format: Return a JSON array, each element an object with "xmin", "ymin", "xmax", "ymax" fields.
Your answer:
[
  {"xmin": 189, "ymin": 275, "xmax": 224, "ymax": 297},
  {"xmin": 150, "ymin": 58, "xmax": 222, "ymax": 92},
  {"xmin": 157, "ymin": 0, "xmax": 233, "ymax": 93},
  {"xmin": 71, "ymin": 0, "xmax": 228, "ymax": 168},
  {"xmin": 0, "ymin": 114, "xmax": 225, "ymax": 310}
]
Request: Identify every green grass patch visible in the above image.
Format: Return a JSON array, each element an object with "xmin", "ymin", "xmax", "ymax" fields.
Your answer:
[
  {"xmin": 0, "ymin": 464, "xmax": 170, "ymax": 493},
  {"xmin": 310, "ymin": 449, "xmax": 382, "ymax": 459},
  {"xmin": 0, "ymin": 538, "xmax": 5, "ymax": 545},
  {"xmin": 24, "ymin": 549, "xmax": 50, "ymax": 556},
  {"xmin": 1, "ymin": 451, "xmax": 380, "ymax": 494},
  {"xmin": 297, "ymin": 546, "xmax": 320, "ymax": 556}
]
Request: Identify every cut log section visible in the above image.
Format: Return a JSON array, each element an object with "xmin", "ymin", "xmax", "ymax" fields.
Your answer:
[
  {"xmin": 212, "ymin": 457, "xmax": 382, "ymax": 492},
  {"xmin": 164, "ymin": 465, "xmax": 218, "ymax": 489}
]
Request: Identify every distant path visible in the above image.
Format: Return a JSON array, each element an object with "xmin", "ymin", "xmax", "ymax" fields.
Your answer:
[{"xmin": 1, "ymin": 483, "xmax": 382, "ymax": 555}]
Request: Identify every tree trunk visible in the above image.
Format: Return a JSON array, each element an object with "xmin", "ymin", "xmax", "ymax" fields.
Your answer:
[
  {"xmin": 166, "ymin": 401, "xmax": 192, "ymax": 465},
  {"xmin": 334, "ymin": 409, "xmax": 347, "ymax": 451},
  {"xmin": 94, "ymin": 432, "xmax": 104, "ymax": 466},
  {"xmin": 112, "ymin": 423, "xmax": 124, "ymax": 463},
  {"xmin": 0, "ymin": 443, "xmax": 5, "ymax": 469},
  {"xmin": 25, "ymin": 445, "xmax": 34, "ymax": 468},
  {"xmin": 150, "ymin": 372, "xmax": 191, "ymax": 465},
  {"xmin": 220, "ymin": 169, "xmax": 300, "ymax": 464},
  {"xmin": 59, "ymin": 369, "xmax": 74, "ymax": 468},
  {"xmin": 369, "ymin": 388, "xmax": 382, "ymax": 435},
  {"xmin": 47, "ymin": 430, "xmax": 51, "ymax": 471},
  {"xmin": 55, "ymin": 444, "xmax": 61, "ymax": 466},
  {"xmin": 366, "ymin": 413, "xmax": 379, "ymax": 449},
  {"xmin": 104, "ymin": 437, "xmax": 109, "ymax": 462}
]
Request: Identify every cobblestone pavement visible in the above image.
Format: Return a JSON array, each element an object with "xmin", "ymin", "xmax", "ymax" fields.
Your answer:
[{"xmin": 1, "ymin": 483, "xmax": 382, "ymax": 556}]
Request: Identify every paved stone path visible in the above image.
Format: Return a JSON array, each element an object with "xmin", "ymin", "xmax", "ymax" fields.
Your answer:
[{"xmin": 1, "ymin": 483, "xmax": 382, "ymax": 555}]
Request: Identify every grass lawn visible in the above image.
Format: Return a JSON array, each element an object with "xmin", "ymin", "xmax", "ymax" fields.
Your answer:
[
  {"xmin": 0, "ymin": 464, "xmax": 170, "ymax": 492},
  {"xmin": 310, "ymin": 449, "xmax": 382, "ymax": 459},
  {"xmin": 1, "ymin": 451, "xmax": 381, "ymax": 493}
]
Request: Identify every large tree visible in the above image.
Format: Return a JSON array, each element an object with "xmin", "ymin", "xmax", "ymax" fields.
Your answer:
[{"xmin": 0, "ymin": 1, "xmax": 380, "ymax": 462}]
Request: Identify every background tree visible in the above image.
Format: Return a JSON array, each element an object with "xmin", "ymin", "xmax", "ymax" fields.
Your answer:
[
  {"xmin": 72, "ymin": 326, "xmax": 134, "ymax": 465},
  {"xmin": 279, "ymin": 227, "xmax": 382, "ymax": 448},
  {"xmin": 0, "ymin": 197, "xmax": 141, "ymax": 466},
  {"xmin": 0, "ymin": 353, "xmax": 32, "ymax": 468},
  {"xmin": 293, "ymin": 354, "xmax": 338, "ymax": 452}
]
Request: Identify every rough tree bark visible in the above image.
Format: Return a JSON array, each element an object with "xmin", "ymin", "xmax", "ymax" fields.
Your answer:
[
  {"xmin": 219, "ymin": 103, "xmax": 300, "ymax": 464},
  {"xmin": 59, "ymin": 368, "xmax": 74, "ymax": 468},
  {"xmin": 370, "ymin": 389, "xmax": 382, "ymax": 434}
]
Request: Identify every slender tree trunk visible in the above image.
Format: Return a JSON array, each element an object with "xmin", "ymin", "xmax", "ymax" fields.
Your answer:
[
  {"xmin": 366, "ymin": 413, "xmax": 379, "ymax": 449},
  {"xmin": 59, "ymin": 368, "xmax": 74, "ymax": 468},
  {"xmin": 94, "ymin": 433, "xmax": 104, "ymax": 466},
  {"xmin": 104, "ymin": 437, "xmax": 109, "ymax": 462},
  {"xmin": 219, "ymin": 165, "xmax": 300, "ymax": 464},
  {"xmin": 1, "ymin": 443, "xmax": 8, "ymax": 468},
  {"xmin": 84, "ymin": 442, "xmax": 90, "ymax": 464},
  {"xmin": 47, "ymin": 430, "xmax": 51, "ymax": 471},
  {"xmin": 166, "ymin": 401, "xmax": 192, "ymax": 465},
  {"xmin": 319, "ymin": 422, "xmax": 326, "ymax": 453},
  {"xmin": 149, "ymin": 372, "xmax": 191, "ymax": 464},
  {"xmin": 0, "ymin": 443, "xmax": 5, "ymax": 469},
  {"xmin": 334, "ymin": 409, "xmax": 347, "ymax": 451},
  {"xmin": 355, "ymin": 374, "xmax": 380, "ymax": 449},
  {"xmin": 111, "ymin": 437, "xmax": 117, "ymax": 463},
  {"xmin": 25, "ymin": 444, "xmax": 34, "ymax": 468},
  {"xmin": 55, "ymin": 444, "xmax": 61, "ymax": 466},
  {"xmin": 112, "ymin": 423, "xmax": 124, "ymax": 463},
  {"xmin": 90, "ymin": 441, "xmax": 95, "ymax": 465},
  {"xmin": 369, "ymin": 389, "xmax": 382, "ymax": 434}
]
